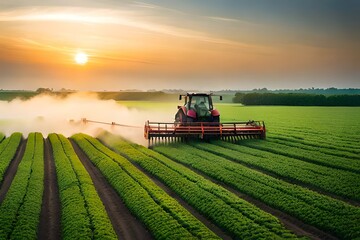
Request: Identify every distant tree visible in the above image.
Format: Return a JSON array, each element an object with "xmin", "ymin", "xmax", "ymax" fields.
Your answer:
[
  {"xmin": 232, "ymin": 92, "xmax": 245, "ymax": 103},
  {"xmin": 233, "ymin": 92, "xmax": 360, "ymax": 106},
  {"xmin": 36, "ymin": 88, "xmax": 53, "ymax": 94}
]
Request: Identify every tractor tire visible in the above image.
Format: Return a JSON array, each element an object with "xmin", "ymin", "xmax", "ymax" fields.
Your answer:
[{"xmin": 175, "ymin": 109, "xmax": 186, "ymax": 124}]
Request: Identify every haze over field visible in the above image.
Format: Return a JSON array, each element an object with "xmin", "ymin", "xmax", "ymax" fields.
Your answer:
[
  {"xmin": 0, "ymin": 0, "xmax": 359, "ymax": 91},
  {"xmin": 0, "ymin": 93, "xmax": 173, "ymax": 144}
]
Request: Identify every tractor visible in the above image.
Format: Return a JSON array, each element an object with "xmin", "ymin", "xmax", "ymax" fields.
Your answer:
[
  {"xmin": 144, "ymin": 92, "xmax": 266, "ymax": 146},
  {"xmin": 175, "ymin": 93, "xmax": 221, "ymax": 124}
]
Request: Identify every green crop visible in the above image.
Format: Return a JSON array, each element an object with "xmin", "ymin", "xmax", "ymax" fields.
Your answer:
[
  {"xmin": 154, "ymin": 143, "xmax": 360, "ymax": 239},
  {"xmin": 267, "ymin": 135, "xmax": 360, "ymax": 156},
  {"xmin": 0, "ymin": 132, "xmax": 22, "ymax": 185},
  {"xmin": 99, "ymin": 131, "xmax": 301, "ymax": 239},
  {"xmin": 72, "ymin": 133, "xmax": 219, "ymax": 239},
  {"xmin": 49, "ymin": 133, "xmax": 117, "ymax": 240},
  {"xmin": 0, "ymin": 132, "xmax": 44, "ymax": 239},
  {"xmin": 193, "ymin": 141, "xmax": 360, "ymax": 201},
  {"xmin": 253, "ymin": 137, "xmax": 360, "ymax": 171}
]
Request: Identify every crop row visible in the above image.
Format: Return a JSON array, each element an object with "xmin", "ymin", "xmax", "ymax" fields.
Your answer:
[
  {"xmin": 49, "ymin": 134, "xmax": 117, "ymax": 240},
  {"xmin": 266, "ymin": 137, "xmax": 360, "ymax": 160},
  {"xmin": 72, "ymin": 133, "xmax": 219, "ymax": 239},
  {"xmin": 154, "ymin": 143, "xmax": 360, "ymax": 239},
  {"xmin": 194, "ymin": 141, "xmax": 360, "ymax": 201},
  {"xmin": 99, "ymin": 132, "xmax": 299, "ymax": 239},
  {"xmin": 272, "ymin": 130, "xmax": 360, "ymax": 155},
  {"xmin": 0, "ymin": 132, "xmax": 22, "ymax": 185},
  {"xmin": 270, "ymin": 126, "xmax": 360, "ymax": 150},
  {"xmin": 272, "ymin": 121, "xmax": 359, "ymax": 140},
  {"xmin": 0, "ymin": 133, "xmax": 44, "ymax": 239},
  {"xmin": 275, "ymin": 123, "xmax": 360, "ymax": 140},
  {"xmin": 269, "ymin": 133, "xmax": 358, "ymax": 153},
  {"xmin": 240, "ymin": 139, "xmax": 360, "ymax": 173}
]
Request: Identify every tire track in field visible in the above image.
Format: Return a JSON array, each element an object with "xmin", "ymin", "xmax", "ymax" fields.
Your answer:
[
  {"xmin": 0, "ymin": 138, "xmax": 26, "ymax": 204},
  {"xmin": 70, "ymin": 139, "xmax": 152, "ymax": 240},
  {"xmin": 159, "ymin": 152, "xmax": 338, "ymax": 240},
  {"xmin": 38, "ymin": 138, "xmax": 61, "ymax": 240},
  {"xmin": 99, "ymin": 139, "xmax": 232, "ymax": 240}
]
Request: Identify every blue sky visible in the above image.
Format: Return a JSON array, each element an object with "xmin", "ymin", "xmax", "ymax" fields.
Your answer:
[{"xmin": 0, "ymin": 0, "xmax": 359, "ymax": 90}]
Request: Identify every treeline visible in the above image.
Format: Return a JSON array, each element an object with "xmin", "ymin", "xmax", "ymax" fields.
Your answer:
[
  {"xmin": 0, "ymin": 90, "xmax": 177, "ymax": 102},
  {"xmin": 245, "ymin": 87, "xmax": 360, "ymax": 95},
  {"xmin": 97, "ymin": 91, "xmax": 176, "ymax": 101},
  {"xmin": 233, "ymin": 93, "xmax": 360, "ymax": 106}
]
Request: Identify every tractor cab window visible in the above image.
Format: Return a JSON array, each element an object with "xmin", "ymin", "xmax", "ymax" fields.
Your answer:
[{"xmin": 190, "ymin": 96, "xmax": 210, "ymax": 111}]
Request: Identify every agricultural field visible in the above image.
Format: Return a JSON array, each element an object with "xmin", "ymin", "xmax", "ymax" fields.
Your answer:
[{"xmin": 0, "ymin": 104, "xmax": 359, "ymax": 239}]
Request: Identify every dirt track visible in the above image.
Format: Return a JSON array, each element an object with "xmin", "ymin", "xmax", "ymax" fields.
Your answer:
[
  {"xmin": 70, "ymin": 139, "xmax": 152, "ymax": 240},
  {"xmin": 38, "ymin": 138, "xmax": 61, "ymax": 240},
  {"xmin": 0, "ymin": 139, "xmax": 26, "ymax": 204}
]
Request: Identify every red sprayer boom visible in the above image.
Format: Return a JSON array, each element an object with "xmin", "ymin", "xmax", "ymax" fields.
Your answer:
[{"xmin": 144, "ymin": 120, "xmax": 265, "ymax": 144}]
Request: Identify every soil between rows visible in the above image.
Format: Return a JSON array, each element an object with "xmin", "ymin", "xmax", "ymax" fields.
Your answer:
[
  {"xmin": 70, "ymin": 139, "xmax": 152, "ymax": 240},
  {"xmin": 38, "ymin": 138, "xmax": 61, "ymax": 240},
  {"xmin": 0, "ymin": 138, "xmax": 26, "ymax": 204}
]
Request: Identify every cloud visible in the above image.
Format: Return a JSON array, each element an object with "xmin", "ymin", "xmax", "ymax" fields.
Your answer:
[
  {"xmin": 205, "ymin": 15, "xmax": 261, "ymax": 27},
  {"xmin": 0, "ymin": 6, "xmax": 264, "ymax": 50},
  {"xmin": 206, "ymin": 16, "xmax": 239, "ymax": 22},
  {"xmin": 131, "ymin": 1, "xmax": 184, "ymax": 14}
]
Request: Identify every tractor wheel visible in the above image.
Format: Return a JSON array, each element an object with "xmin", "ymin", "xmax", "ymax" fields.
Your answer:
[{"xmin": 175, "ymin": 109, "xmax": 186, "ymax": 124}]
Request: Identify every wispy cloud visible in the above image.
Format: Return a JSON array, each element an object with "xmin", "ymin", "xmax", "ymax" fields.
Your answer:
[
  {"xmin": 93, "ymin": 55, "xmax": 156, "ymax": 65},
  {"xmin": 206, "ymin": 16, "xmax": 239, "ymax": 22},
  {"xmin": 0, "ymin": 35, "xmax": 158, "ymax": 65},
  {"xmin": 0, "ymin": 35, "xmax": 71, "ymax": 53},
  {"xmin": 0, "ymin": 6, "xmax": 264, "ymax": 50},
  {"xmin": 0, "ymin": 7, "xmax": 127, "ymax": 24},
  {"xmin": 131, "ymin": 1, "xmax": 184, "ymax": 14},
  {"xmin": 206, "ymin": 15, "xmax": 260, "ymax": 26}
]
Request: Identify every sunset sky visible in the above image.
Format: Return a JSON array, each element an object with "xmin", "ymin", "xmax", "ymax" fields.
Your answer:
[{"xmin": 0, "ymin": 0, "xmax": 359, "ymax": 91}]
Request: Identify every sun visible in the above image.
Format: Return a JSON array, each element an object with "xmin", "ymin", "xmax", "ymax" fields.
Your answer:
[{"xmin": 75, "ymin": 52, "xmax": 88, "ymax": 65}]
